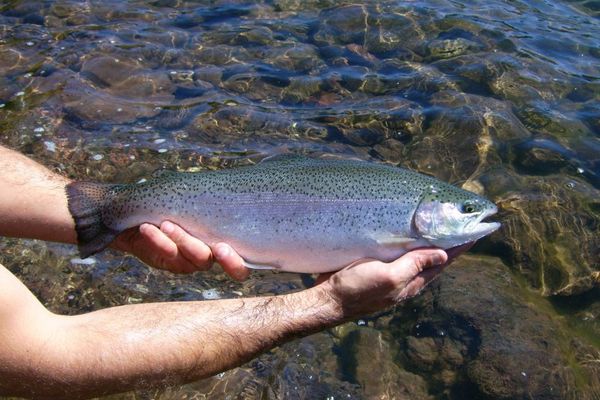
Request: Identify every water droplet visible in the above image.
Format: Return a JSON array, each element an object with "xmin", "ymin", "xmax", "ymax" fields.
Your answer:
[
  {"xmin": 521, "ymin": 371, "xmax": 527, "ymax": 377},
  {"xmin": 158, "ymin": 148, "xmax": 168, "ymax": 153},
  {"xmin": 26, "ymin": 41, "xmax": 34, "ymax": 46},
  {"xmin": 577, "ymin": 167, "xmax": 584, "ymax": 174},
  {"xmin": 117, "ymin": 108, "xmax": 123, "ymax": 112},
  {"xmin": 15, "ymin": 91, "xmax": 25, "ymax": 97},
  {"xmin": 92, "ymin": 154, "xmax": 104, "ymax": 161},
  {"xmin": 43, "ymin": 141, "xmax": 56, "ymax": 152}
]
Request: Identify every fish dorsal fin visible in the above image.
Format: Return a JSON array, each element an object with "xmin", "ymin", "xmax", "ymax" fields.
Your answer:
[
  {"xmin": 259, "ymin": 153, "xmax": 310, "ymax": 164},
  {"xmin": 151, "ymin": 169, "xmax": 179, "ymax": 179}
]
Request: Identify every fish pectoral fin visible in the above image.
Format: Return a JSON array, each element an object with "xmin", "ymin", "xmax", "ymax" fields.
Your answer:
[
  {"xmin": 372, "ymin": 233, "xmax": 418, "ymax": 247},
  {"xmin": 242, "ymin": 260, "xmax": 280, "ymax": 270}
]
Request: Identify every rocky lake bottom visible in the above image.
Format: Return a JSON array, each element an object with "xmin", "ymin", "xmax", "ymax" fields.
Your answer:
[{"xmin": 0, "ymin": 0, "xmax": 599, "ymax": 398}]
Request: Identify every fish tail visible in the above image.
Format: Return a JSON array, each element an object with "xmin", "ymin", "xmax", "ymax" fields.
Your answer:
[{"xmin": 66, "ymin": 181, "xmax": 122, "ymax": 258}]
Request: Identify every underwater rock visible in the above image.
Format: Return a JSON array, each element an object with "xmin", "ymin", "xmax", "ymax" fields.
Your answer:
[
  {"xmin": 406, "ymin": 91, "xmax": 529, "ymax": 183},
  {"xmin": 426, "ymin": 37, "xmax": 483, "ymax": 60},
  {"xmin": 393, "ymin": 255, "xmax": 599, "ymax": 399},
  {"xmin": 480, "ymin": 169, "xmax": 600, "ymax": 296},
  {"xmin": 314, "ymin": 4, "xmax": 422, "ymax": 56},
  {"xmin": 338, "ymin": 326, "xmax": 432, "ymax": 400}
]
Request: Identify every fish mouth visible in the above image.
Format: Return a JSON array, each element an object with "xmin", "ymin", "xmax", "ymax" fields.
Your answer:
[{"xmin": 467, "ymin": 205, "xmax": 501, "ymax": 238}]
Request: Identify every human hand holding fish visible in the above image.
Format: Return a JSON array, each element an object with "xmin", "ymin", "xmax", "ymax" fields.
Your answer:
[
  {"xmin": 0, "ymin": 144, "xmax": 487, "ymax": 398},
  {"xmin": 0, "ymin": 145, "xmax": 247, "ymax": 279}
]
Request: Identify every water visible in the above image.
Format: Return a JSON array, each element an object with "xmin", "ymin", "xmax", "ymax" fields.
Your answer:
[{"xmin": 0, "ymin": 0, "xmax": 598, "ymax": 398}]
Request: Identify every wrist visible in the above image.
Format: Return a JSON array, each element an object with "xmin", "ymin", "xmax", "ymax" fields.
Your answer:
[{"xmin": 284, "ymin": 283, "xmax": 346, "ymax": 333}]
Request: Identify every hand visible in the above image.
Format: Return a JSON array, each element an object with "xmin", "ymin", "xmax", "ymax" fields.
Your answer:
[
  {"xmin": 317, "ymin": 249, "xmax": 449, "ymax": 318},
  {"xmin": 112, "ymin": 221, "xmax": 249, "ymax": 280}
]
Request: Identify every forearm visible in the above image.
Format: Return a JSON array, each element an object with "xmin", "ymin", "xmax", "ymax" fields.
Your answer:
[
  {"xmin": 0, "ymin": 145, "xmax": 76, "ymax": 244},
  {"xmin": 5, "ymin": 286, "xmax": 341, "ymax": 398}
]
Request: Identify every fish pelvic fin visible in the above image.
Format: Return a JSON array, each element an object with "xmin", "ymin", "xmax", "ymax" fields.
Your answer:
[{"xmin": 66, "ymin": 181, "xmax": 122, "ymax": 258}]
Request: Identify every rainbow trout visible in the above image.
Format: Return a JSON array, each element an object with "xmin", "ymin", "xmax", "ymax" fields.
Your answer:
[{"xmin": 67, "ymin": 156, "xmax": 500, "ymax": 273}]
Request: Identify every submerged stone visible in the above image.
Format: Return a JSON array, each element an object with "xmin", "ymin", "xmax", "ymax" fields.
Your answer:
[
  {"xmin": 481, "ymin": 169, "xmax": 599, "ymax": 296},
  {"xmin": 337, "ymin": 326, "xmax": 432, "ymax": 400},
  {"xmin": 391, "ymin": 255, "xmax": 599, "ymax": 399}
]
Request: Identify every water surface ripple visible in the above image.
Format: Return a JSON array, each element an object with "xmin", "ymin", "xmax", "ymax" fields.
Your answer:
[{"xmin": 0, "ymin": 0, "xmax": 599, "ymax": 399}]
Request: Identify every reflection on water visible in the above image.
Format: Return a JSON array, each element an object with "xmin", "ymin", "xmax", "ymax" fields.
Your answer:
[{"xmin": 0, "ymin": 0, "xmax": 598, "ymax": 399}]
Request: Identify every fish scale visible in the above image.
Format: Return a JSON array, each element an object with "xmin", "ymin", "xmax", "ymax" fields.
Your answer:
[{"xmin": 67, "ymin": 156, "xmax": 500, "ymax": 273}]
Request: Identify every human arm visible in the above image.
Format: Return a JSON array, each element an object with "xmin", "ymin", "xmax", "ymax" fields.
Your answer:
[
  {"xmin": 0, "ymin": 145, "xmax": 248, "ymax": 278},
  {"xmin": 0, "ymin": 248, "xmax": 447, "ymax": 399}
]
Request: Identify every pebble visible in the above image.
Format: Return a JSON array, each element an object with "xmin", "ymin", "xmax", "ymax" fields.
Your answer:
[
  {"xmin": 153, "ymin": 138, "xmax": 166, "ymax": 144},
  {"xmin": 92, "ymin": 154, "xmax": 104, "ymax": 161},
  {"xmin": 70, "ymin": 257, "xmax": 97, "ymax": 265},
  {"xmin": 157, "ymin": 148, "xmax": 168, "ymax": 153},
  {"xmin": 202, "ymin": 288, "xmax": 221, "ymax": 300}
]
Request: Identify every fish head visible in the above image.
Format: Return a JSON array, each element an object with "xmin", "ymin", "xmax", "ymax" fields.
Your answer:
[{"xmin": 413, "ymin": 185, "xmax": 500, "ymax": 249}]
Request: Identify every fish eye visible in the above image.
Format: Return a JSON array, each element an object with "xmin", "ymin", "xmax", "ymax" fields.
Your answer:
[{"xmin": 461, "ymin": 202, "xmax": 478, "ymax": 214}]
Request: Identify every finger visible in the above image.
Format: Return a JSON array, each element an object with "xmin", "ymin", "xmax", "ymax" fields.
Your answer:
[
  {"xmin": 314, "ymin": 272, "xmax": 334, "ymax": 286},
  {"xmin": 391, "ymin": 249, "xmax": 448, "ymax": 278},
  {"xmin": 398, "ymin": 264, "xmax": 447, "ymax": 300},
  {"xmin": 139, "ymin": 224, "xmax": 199, "ymax": 273},
  {"xmin": 160, "ymin": 221, "xmax": 213, "ymax": 270},
  {"xmin": 213, "ymin": 243, "xmax": 249, "ymax": 281},
  {"xmin": 139, "ymin": 223, "xmax": 178, "ymax": 259}
]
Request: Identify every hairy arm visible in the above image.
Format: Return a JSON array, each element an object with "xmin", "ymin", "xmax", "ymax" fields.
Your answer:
[
  {"xmin": 0, "ymin": 145, "xmax": 248, "ymax": 277},
  {"xmin": 0, "ymin": 248, "xmax": 447, "ymax": 399},
  {"xmin": 0, "ymin": 146, "xmax": 75, "ymax": 243},
  {"xmin": 0, "ymin": 262, "xmax": 339, "ymax": 398}
]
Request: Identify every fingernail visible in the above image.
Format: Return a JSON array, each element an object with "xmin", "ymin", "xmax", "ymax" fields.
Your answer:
[
  {"xmin": 161, "ymin": 221, "xmax": 174, "ymax": 235},
  {"xmin": 214, "ymin": 244, "xmax": 230, "ymax": 260},
  {"xmin": 432, "ymin": 251, "xmax": 446, "ymax": 265}
]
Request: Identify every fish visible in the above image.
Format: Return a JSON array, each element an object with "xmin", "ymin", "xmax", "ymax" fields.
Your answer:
[{"xmin": 66, "ymin": 155, "xmax": 500, "ymax": 273}]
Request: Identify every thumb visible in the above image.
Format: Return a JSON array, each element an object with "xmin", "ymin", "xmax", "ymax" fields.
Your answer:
[{"xmin": 390, "ymin": 249, "xmax": 448, "ymax": 279}]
